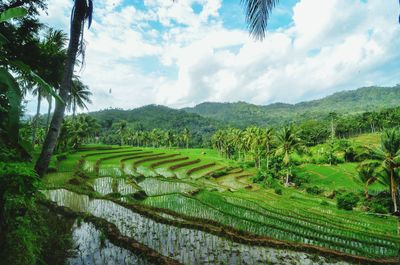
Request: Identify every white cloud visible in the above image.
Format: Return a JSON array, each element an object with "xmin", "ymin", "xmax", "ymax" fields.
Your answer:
[{"xmin": 29, "ymin": 0, "xmax": 400, "ymax": 115}]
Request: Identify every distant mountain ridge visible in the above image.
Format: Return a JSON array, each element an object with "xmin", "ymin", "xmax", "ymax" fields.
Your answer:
[
  {"xmin": 89, "ymin": 85, "xmax": 400, "ymax": 130},
  {"xmin": 183, "ymin": 85, "xmax": 400, "ymax": 127}
]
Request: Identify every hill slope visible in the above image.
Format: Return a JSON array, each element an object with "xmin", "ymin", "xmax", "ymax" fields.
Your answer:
[
  {"xmin": 90, "ymin": 104, "xmax": 221, "ymax": 132},
  {"xmin": 183, "ymin": 85, "xmax": 400, "ymax": 127}
]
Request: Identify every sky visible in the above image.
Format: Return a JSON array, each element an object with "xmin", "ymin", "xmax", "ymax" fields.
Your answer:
[{"xmin": 26, "ymin": 0, "xmax": 400, "ymax": 114}]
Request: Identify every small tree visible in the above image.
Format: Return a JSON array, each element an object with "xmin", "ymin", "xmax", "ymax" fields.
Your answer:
[
  {"xmin": 275, "ymin": 125, "xmax": 303, "ymax": 186},
  {"xmin": 357, "ymin": 161, "xmax": 381, "ymax": 199}
]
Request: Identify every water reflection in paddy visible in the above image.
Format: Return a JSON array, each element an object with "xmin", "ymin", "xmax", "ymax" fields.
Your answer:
[
  {"xmin": 46, "ymin": 189, "xmax": 349, "ymax": 265},
  {"xmin": 68, "ymin": 221, "xmax": 152, "ymax": 265}
]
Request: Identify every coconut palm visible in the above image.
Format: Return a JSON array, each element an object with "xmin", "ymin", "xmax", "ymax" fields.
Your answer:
[
  {"xmin": 39, "ymin": 29, "xmax": 68, "ymax": 130},
  {"xmin": 264, "ymin": 127, "xmax": 274, "ymax": 170},
  {"xmin": 165, "ymin": 130, "xmax": 174, "ymax": 149},
  {"xmin": 68, "ymin": 77, "xmax": 92, "ymax": 117},
  {"xmin": 328, "ymin": 112, "xmax": 338, "ymax": 140},
  {"xmin": 116, "ymin": 120, "xmax": 127, "ymax": 146},
  {"xmin": 371, "ymin": 129, "xmax": 400, "ymax": 213},
  {"xmin": 275, "ymin": 125, "xmax": 303, "ymax": 186},
  {"xmin": 243, "ymin": 126, "xmax": 265, "ymax": 168},
  {"xmin": 357, "ymin": 161, "xmax": 382, "ymax": 199},
  {"xmin": 182, "ymin": 128, "xmax": 190, "ymax": 149},
  {"xmin": 36, "ymin": 0, "xmax": 93, "ymax": 176},
  {"xmin": 230, "ymin": 128, "xmax": 244, "ymax": 161},
  {"xmin": 242, "ymin": 0, "xmax": 279, "ymax": 40}
]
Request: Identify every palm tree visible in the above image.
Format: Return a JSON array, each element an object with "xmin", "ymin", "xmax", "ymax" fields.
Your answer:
[
  {"xmin": 212, "ymin": 130, "xmax": 225, "ymax": 155},
  {"xmin": 30, "ymin": 29, "xmax": 68, "ymax": 144},
  {"xmin": 39, "ymin": 29, "xmax": 68, "ymax": 131},
  {"xmin": 230, "ymin": 128, "xmax": 244, "ymax": 161},
  {"xmin": 357, "ymin": 161, "xmax": 381, "ymax": 199},
  {"xmin": 264, "ymin": 127, "xmax": 274, "ymax": 170},
  {"xmin": 182, "ymin": 128, "xmax": 190, "ymax": 149},
  {"xmin": 328, "ymin": 112, "xmax": 338, "ymax": 140},
  {"xmin": 243, "ymin": 126, "xmax": 264, "ymax": 168},
  {"xmin": 371, "ymin": 129, "xmax": 400, "ymax": 213},
  {"xmin": 68, "ymin": 77, "xmax": 92, "ymax": 117},
  {"xmin": 165, "ymin": 130, "xmax": 174, "ymax": 149},
  {"xmin": 31, "ymin": 85, "xmax": 43, "ymax": 146},
  {"xmin": 242, "ymin": 0, "xmax": 279, "ymax": 40},
  {"xmin": 276, "ymin": 125, "xmax": 303, "ymax": 186},
  {"xmin": 35, "ymin": 0, "xmax": 93, "ymax": 176},
  {"xmin": 116, "ymin": 120, "xmax": 127, "ymax": 146}
]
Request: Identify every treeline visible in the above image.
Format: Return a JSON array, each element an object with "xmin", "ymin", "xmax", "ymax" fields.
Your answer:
[
  {"xmin": 184, "ymin": 85, "xmax": 400, "ymax": 128},
  {"xmin": 100, "ymin": 122, "xmax": 194, "ymax": 149}
]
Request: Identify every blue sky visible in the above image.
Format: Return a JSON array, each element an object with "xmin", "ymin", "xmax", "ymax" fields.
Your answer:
[{"xmin": 27, "ymin": 0, "xmax": 400, "ymax": 114}]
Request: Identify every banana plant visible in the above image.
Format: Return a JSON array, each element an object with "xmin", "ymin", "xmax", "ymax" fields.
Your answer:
[{"xmin": 0, "ymin": 7, "xmax": 63, "ymax": 156}]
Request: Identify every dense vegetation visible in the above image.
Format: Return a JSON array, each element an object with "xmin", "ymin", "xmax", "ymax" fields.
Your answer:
[
  {"xmin": 1, "ymin": 1, "xmax": 399, "ymax": 264},
  {"xmin": 184, "ymin": 85, "xmax": 400, "ymax": 127},
  {"xmin": 83, "ymin": 100, "xmax": 400, "ymax": 149}
]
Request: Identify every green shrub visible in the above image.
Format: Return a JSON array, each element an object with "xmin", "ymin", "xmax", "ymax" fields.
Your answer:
[
  {"xmin": 56, "ymin": 154, "xmax": 67, "ymax": 161},
  {"xmin": 364, "ymin": 191, "xmax": 392, "ymax": 214},
  {"xmin": 306, "ymin": 185, "xmax": 324, "ymax": 195},
  {"xmin": 290, "ymin": 169, "xmax": 310, "ymax": 187},
  {"xmin": 337, "ymin": 192, "xmax": 360, "ymax": 210},
  {"xmin": 320, "ymin": 200, "xmax": 329, "ymax": 206},
  {"xmin": 274, "ymin": 187, "xmax": 283, "ymax": 195},
  {"xmin": 239, "ymin": 161, "xmax": 255, "ymax": 169}
]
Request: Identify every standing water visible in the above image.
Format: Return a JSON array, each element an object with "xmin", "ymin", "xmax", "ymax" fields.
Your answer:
[{"xmin": 45, "ymin": 189, "xmax": 351, "ymax": 265}]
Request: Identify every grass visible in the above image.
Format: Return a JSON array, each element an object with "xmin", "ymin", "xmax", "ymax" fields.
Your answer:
[
  {"xmin": 297, "ymin": 163, "xmax": 386, "ymax": 193},
  {"xmin": 42, "ymin": 144, "xmax": 400, "ymax": 260},
  {"xmin": 351, "ymin": 133, "xmax": 381, "ymax": 148}
]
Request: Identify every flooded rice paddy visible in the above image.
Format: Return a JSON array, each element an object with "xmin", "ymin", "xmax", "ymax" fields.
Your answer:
[{"xmin": 45, "ymin": 189, "xmax": 351, "ymax": 265}]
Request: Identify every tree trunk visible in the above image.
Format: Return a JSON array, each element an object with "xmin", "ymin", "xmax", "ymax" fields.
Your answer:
[
  {"xmin": 32, "ymin": 91, "xmax": 41, "ymax": 146},
  {"xmin": 390, "ymin": 168, "xmax": 398, "ymax": 213},
  {"xmin": 365, "ymin": 178, "xmax": 372, "ymax": 199},
  {"xmin": 73, "ymin": 99, "xmax": 76, "ymax": 118},
  {"xmin": 46, "ymin": 96, "xmax": 52, "ymax": 132},
  {"xmin": 35, "ymin": 5, "xmax": 85, "ymax": 177},
  {"xmin": 285, "ymin": 169, "xmax": 289, "ymax": 186}
]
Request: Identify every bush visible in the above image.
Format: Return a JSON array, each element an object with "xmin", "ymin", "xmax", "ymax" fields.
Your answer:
[
  {"xmin": 239, "ymin": 161, "xmax": 255, "ymax": 169},
  {"xmin": 261, "ymin": 176, "xmax": 280, "ymax": 189},
  {"xmin": 56, "ymin": 154, "xmax": 67, "ymax": 162},
  {"xmin": 337, "ymin": 192, "xmax": 360, "ymax": 210},
  {"xmin": 364, "ymin": 191, "xmax": 392, "ymax": 214},
  {"xmin": 274, "ymin": 187, "xmax": 283, "ymax": 195},
  {"xmin": 252, "ymin": 170, "xmax": 267, "ymax": 183},
  {"xmin": 290, "ymin": 169, "xmax": 310, "ymax": 187},
  {"xmin": 306, "ymin": 185, "xmax": 324, "ymax": 195},
  {"xmin": 320, "ymin": 200, "xmax": 329, "ymax": 206}
]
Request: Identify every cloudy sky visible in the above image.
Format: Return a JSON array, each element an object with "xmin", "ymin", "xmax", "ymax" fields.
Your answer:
[{"xmin": 26, "ymin": 0, "xmax": 400, "ymax": 114}]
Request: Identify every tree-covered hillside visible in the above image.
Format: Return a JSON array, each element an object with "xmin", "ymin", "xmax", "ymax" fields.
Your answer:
[
  {"xmin": 90, "ymin": 105, "xmax": 220, "ymax": 131},
  {"xmin": 89, "ymin": 105, "xmax": 223, "ymax": 146},
  {"xmin": 184, "ymin": 85, "xmax": 400, "ymax": 127}
]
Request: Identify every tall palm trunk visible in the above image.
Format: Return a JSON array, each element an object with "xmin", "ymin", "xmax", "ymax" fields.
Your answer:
[
  {"xmin": 365, "ymin": 178, "xmax": 373, "ymax": 199},
  {"xmin": 73, "ymin": 98, "xmax": 76, "ymax": 118},
  {"xmin": 46, "ymin": 95, "xmax": 52, "ymax": 132},
  {"xmin": 285, "ymin": 168, "xmax": 290, "ymax": 186},
  {"xmin": 32, "ymin": 90, "xmax": 41, "ymax": 146},
  {"xmin": 390, "ymin": 167, "xmax": 398, "ymax": 213},
  {"xmin": 35, "ymin": 4, "xmax": 86, "ymax": 177}
]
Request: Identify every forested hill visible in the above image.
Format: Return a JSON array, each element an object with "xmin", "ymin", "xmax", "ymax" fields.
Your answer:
[
  {"xmin": 89, "ymin": 104, "xmax": 220, "ymax": 132},
  {"xmin": 183, "ymin": 85, "xmax": 400, "ymax": 127}
]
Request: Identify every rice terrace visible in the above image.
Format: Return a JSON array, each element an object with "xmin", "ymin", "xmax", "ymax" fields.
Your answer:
[{"xmin": 1, "ymin": 0, "xmax": 400, "ymax": 265}]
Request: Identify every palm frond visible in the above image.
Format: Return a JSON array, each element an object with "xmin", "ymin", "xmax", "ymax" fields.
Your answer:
[{"xmin": 241, "ymin": 0, "xmax": 279, "ymax": 40}]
